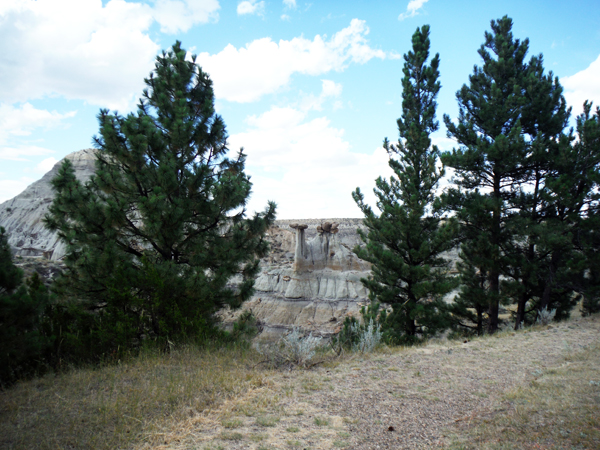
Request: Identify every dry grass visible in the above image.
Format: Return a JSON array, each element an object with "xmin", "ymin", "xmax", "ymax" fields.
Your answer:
[
  {"xmin": 446, "ymin": 341, "xmax": 600, "ymax": 450},
  {"xmin": 1, "ymin": 316, "xmax": 599, "ymax": 450},
  {"xmin": 0, "ymin": 343, "xmax": 268, "ymax": 450}
]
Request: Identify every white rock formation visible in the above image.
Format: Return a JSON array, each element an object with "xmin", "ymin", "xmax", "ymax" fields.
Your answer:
[
  {"xmin": 0, "ymin": 149, "xmax": 376, "ymax": 336},
  {"xmin": 0, "ymin": 149, "xmax": 97, "ymax": 260},
  {"xmin": 231, "ymin": 220, "xmax": 373, "ymax": 337}
]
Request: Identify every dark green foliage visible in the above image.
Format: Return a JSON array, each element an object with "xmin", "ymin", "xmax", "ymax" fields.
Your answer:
[
  {"xmin": 353, "ymin": 26, "xmax": 457, "ymax": 344},
  {"xmin": 44, "ymin": 42, "xmax": 276, "ymax": 358},
  {"xmin": 448, "ymin": 225, "xmax": 491, "ymax": 336},
  {"xmin": 442, "ymin": 16, "xmax": 573, "ymax": 332},
  {"xmin": 570, "ymin": 103, "xmax": 600, "ymax": 316},
  {"xmin": 0, "ymin": 228, "xmax": 51, "ymax": 386}
]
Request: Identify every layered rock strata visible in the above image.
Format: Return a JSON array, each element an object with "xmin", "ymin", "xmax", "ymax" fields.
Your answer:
[
  {"xmin": 226, "ymin": 220, "xmax": 373, "ymax": 338},
  {"xmin": 0, "ymin": 149, "xmax": 97, "ymax": 260},
  {"xmin": 1, "ymin": 149, "xmax": 461, "ymax": 337}
]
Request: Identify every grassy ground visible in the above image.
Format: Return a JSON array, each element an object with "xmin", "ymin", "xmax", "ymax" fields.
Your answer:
[
  {"xmin": 446, "ymin": 340, "xmax": 600, "ymax": 450},
  {"xmin": 1, "ymin": 317, "xmax": 599, "ymax": 449},
  {"xmin": 0, "ymin": 344, "xmax": 272, "ymax": 450}
]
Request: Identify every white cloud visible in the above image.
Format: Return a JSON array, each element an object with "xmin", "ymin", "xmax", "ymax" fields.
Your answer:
[
  {"xmin": 0, "ymin": 145, "xmax": 55, "ymax": 162},
  {"xmin": 197, "ymin": 19, "xmax": 388, "ymax": 103},
  {"xmin": 237, "ymin": 0, "xmax": 265, "ymax": 16},
  {"xmin": 283, "ymin": 0, "xmax": 296, "ymax": 8},
  {"xmin": 0, "ymin": 0, "xmax": 219, "ymax": 111},
  {"xmin": 0, "ymin": 0, "xmax": 157, "ymax": 110},
  {"xmin": 35, "ymin": 157, "xmax": 60, "ymax": 173},
  {"xmin": 562, "ymin": 54, "xmax": 600, "ymax": 117},
  {"xmin": 281, "ymin": 13, "xmax": 290, "ymax": 21},
  {"xmin": 0, "ymin": 177, "xmax": 36, "ymax": 204},
  {"xmin": 299, "ymin": 80, "xmax": 343, "ymax": 111},
  {"xmin": 153, "ymin": 0, "xmax": 220, "ymax": 33},
  {"xmin": 229, "ymin": 105, "xmax": 393, "ymax": 219},
  {"xmin": 0, "ymin": 103, "xmax": 76, "ymax": 145},
  {"xmin": 398, "ymin": 0, "xmax": 429, "ymax": 21}
]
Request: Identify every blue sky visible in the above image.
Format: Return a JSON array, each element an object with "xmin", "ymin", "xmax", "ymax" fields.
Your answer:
[{"xmin": 1, "ymin": 0, "xmax": 599, "ymax": 218}]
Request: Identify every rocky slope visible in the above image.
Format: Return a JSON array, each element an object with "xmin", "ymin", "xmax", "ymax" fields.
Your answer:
[
  {"xmin": 0, "ymin": 149, "xmax": 96, "ymax": 260},
  {"xmin": 0, "ymin": 149, "xmax": 458, "ymax": 337},
  {"xmin": 229, "ymin": 219, "xmax": 373, "ymax": 338}
]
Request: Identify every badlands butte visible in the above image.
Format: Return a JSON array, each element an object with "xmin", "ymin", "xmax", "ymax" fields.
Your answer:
[{"xmin": 0, "ymin": 149, "xmax": 458, "ymax": 337}]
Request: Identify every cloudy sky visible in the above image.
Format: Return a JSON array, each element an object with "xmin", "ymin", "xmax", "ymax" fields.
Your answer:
[{"xmin": 1, "ymin": 0, "xmax": 599, "ymax": 218}]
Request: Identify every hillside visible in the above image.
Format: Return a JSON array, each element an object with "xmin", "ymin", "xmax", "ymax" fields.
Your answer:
[{"xmin": 1, "ymin": 314, "xmax": 598, "ymax": 449}]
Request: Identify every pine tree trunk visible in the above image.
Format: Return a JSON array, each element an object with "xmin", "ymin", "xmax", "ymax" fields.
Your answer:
[
  {"xmin": 488, "ymin": 175, "xmax": 502, "ymax": 333},
  {"xmin": 540, "ymin": 251, "xmax": 560, "ymax": 311},
  {"xmin": 488, "ymin": 274, "xmax": 500, "ymax": 333},
  {"xmin": 515, "ymin": 292, "xmax": 527, "ymax": 330},
  {"xmin": 476, "ymin": 303, "xmax": 484, "ymax": 335},
  {"xmin": 406, "ymin": 298, "xmax": 417, "ymax": 337}
]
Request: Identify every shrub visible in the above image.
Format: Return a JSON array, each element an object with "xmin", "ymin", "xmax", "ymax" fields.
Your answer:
[
  {"xmin": 353, "ymin": 318, "xmax": 382, "ymax": 353},
  {"xmin": 0, "ymin": 227, "xmax": 52, "ymax": 386},
  {"xmin": 536, "ymin": 306, "xmax": 557, "ymax": 325},
  {"xmin": 254, "ymin": 328, "xmax": 321, "ymax": 368}
]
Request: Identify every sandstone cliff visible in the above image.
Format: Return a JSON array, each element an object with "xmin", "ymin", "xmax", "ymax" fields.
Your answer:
[
  {"xmin": 0, "ymin": 149, "xmax": 459, "ymax": 338},
  {"xmin": 0, "ymin": 149, "xmax": 96, "ymax": 260},
  {"xmin": 227, "ymin": 220, "xmax": 373, "ymax": 338}
]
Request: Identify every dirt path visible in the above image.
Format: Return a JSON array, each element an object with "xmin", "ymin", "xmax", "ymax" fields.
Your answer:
[{"xmin": 138, "ymin": 316, "xmax": 600, "ymax": 450}]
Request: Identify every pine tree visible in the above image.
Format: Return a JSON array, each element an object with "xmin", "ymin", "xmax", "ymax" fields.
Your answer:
[
  {"xmin": 499, "ymin": 52, "xmax": 573, "ymax": 327},
  {"xmin": 44, "ymin": 42, "xmax": 276, "ymax": 351},
  {"xmin": 446, "ymin": 196, "xmax": 493, "ymax": 335},
  {"xmin": 561, "ymin": 102, "xmax": 600, "ymax": 316},
  {"xmin": 442, "ymin": 16, "xmax": 569, "ymax": 332},
  {"xmin": 0, "ymin": 228, "xmax": 50, "ymax": 386},
  {"xmin": 353, "ymin": 26, "xmax": 457, "ymax": 344}
]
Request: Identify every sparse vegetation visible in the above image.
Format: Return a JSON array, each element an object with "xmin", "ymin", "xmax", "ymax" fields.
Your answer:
[
  {"xmin": 254, "ymin": 327, "xmax": 323, "ymax": 368},
  {"xmin": 447, "ymin": 342, "xmax": 600, "ymax": 449},
  {"xmin": 314, "ymin": 416, "xmax": 331, "ymax": 426},
  {"xmin": 353, "ymin": 317, "xmax": 383, "ymax": 353},
  {"xmin": 0, "ymin": 343, "xmax": 267, "ymax": 449},
  {"xmin": 536, "ymin": 306, "xmax": 557, "ymax": 325},
  {"xmin": 0, "ymin": 313, "xmax": 598, "ymax": 449}
]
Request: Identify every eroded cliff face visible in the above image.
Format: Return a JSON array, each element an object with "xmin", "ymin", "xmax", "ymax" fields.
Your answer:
[
  {"xmin": 0, "ymin": 149, "xmax": 96, "ymax": 260},
  {"xmin": 225, "ymin": 220, "xmax": 372, "ymax": 338},
  {"xmin": 0, "ymin": 149, "xmax": 372, "ymax": 337}
]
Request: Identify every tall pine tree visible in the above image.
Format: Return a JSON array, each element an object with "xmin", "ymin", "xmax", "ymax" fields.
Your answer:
[
  {"xmin": 44, "ymin": 42, "xmax": 276, "ymax": 351},
  {"xmin": 557, "ymin": 102, "xmax": 600, "ymax": 317},
  {"xmin": 500, "ymin": 51, "xmax": 572, "ymax": 327},
  {"xmin": 353, "ymin": 26, "xmax": 457, "ymax": 344},
  {"xmin": 442, "ymin": 16, "xmax": 569, "ymax": 332}
]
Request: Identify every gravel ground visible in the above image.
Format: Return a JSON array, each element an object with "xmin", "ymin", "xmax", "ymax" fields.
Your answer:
[{"xmin": 139, "ymin": 315, "xmax": 600, "ymax": 450}]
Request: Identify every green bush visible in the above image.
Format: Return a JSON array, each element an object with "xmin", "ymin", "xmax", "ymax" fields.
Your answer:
[{"xmin": 0, "ymin": 228, "xmax": 52, "ymax": 386}]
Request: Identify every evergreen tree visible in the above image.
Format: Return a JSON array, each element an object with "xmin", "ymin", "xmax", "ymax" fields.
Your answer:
[
  {"xmin": 44, "ymin": 42, "xmax": 276, "ymax": 352},
  {"xmin": 496, "ymin": 57, "xmax": 573, "ymax": 327},
  {"xmin": 353, "ymin": 26, "xmax": 457, "ymax": 344},
  {"xmin": 0, "ymin": 228, "xmax": 50, "ymax": 386},
  {"xmin": 442, "ymin": 16, "xmax": 569, "ymax": 332},
  {"xmin": 446, "ymin": 196, "xmax": 493, "ymax": 335},
  {"xmin": 561, "ymin": 102, "xmax": 600, "ymax": 316}
]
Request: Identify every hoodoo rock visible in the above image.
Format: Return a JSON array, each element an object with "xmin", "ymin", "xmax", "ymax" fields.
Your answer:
[
  {"xmin": 0, "ymin": 151, "xmax": 374, "ymax": 337},
  {"xmin": 0, "ymin": 150, "xmax": 461, "ymax": 338},
  {"xmin": 0, "ymin": 149, "xmax": 97, "ymax": 260},
  {"xmin": 227, "ymin": 218, "xmax": 372, "ymax": 337}
]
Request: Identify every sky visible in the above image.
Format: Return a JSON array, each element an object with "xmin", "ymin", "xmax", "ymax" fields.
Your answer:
[{"xmin": 1, "ymin": 0, "xmax": 599, "ymax": 219}]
